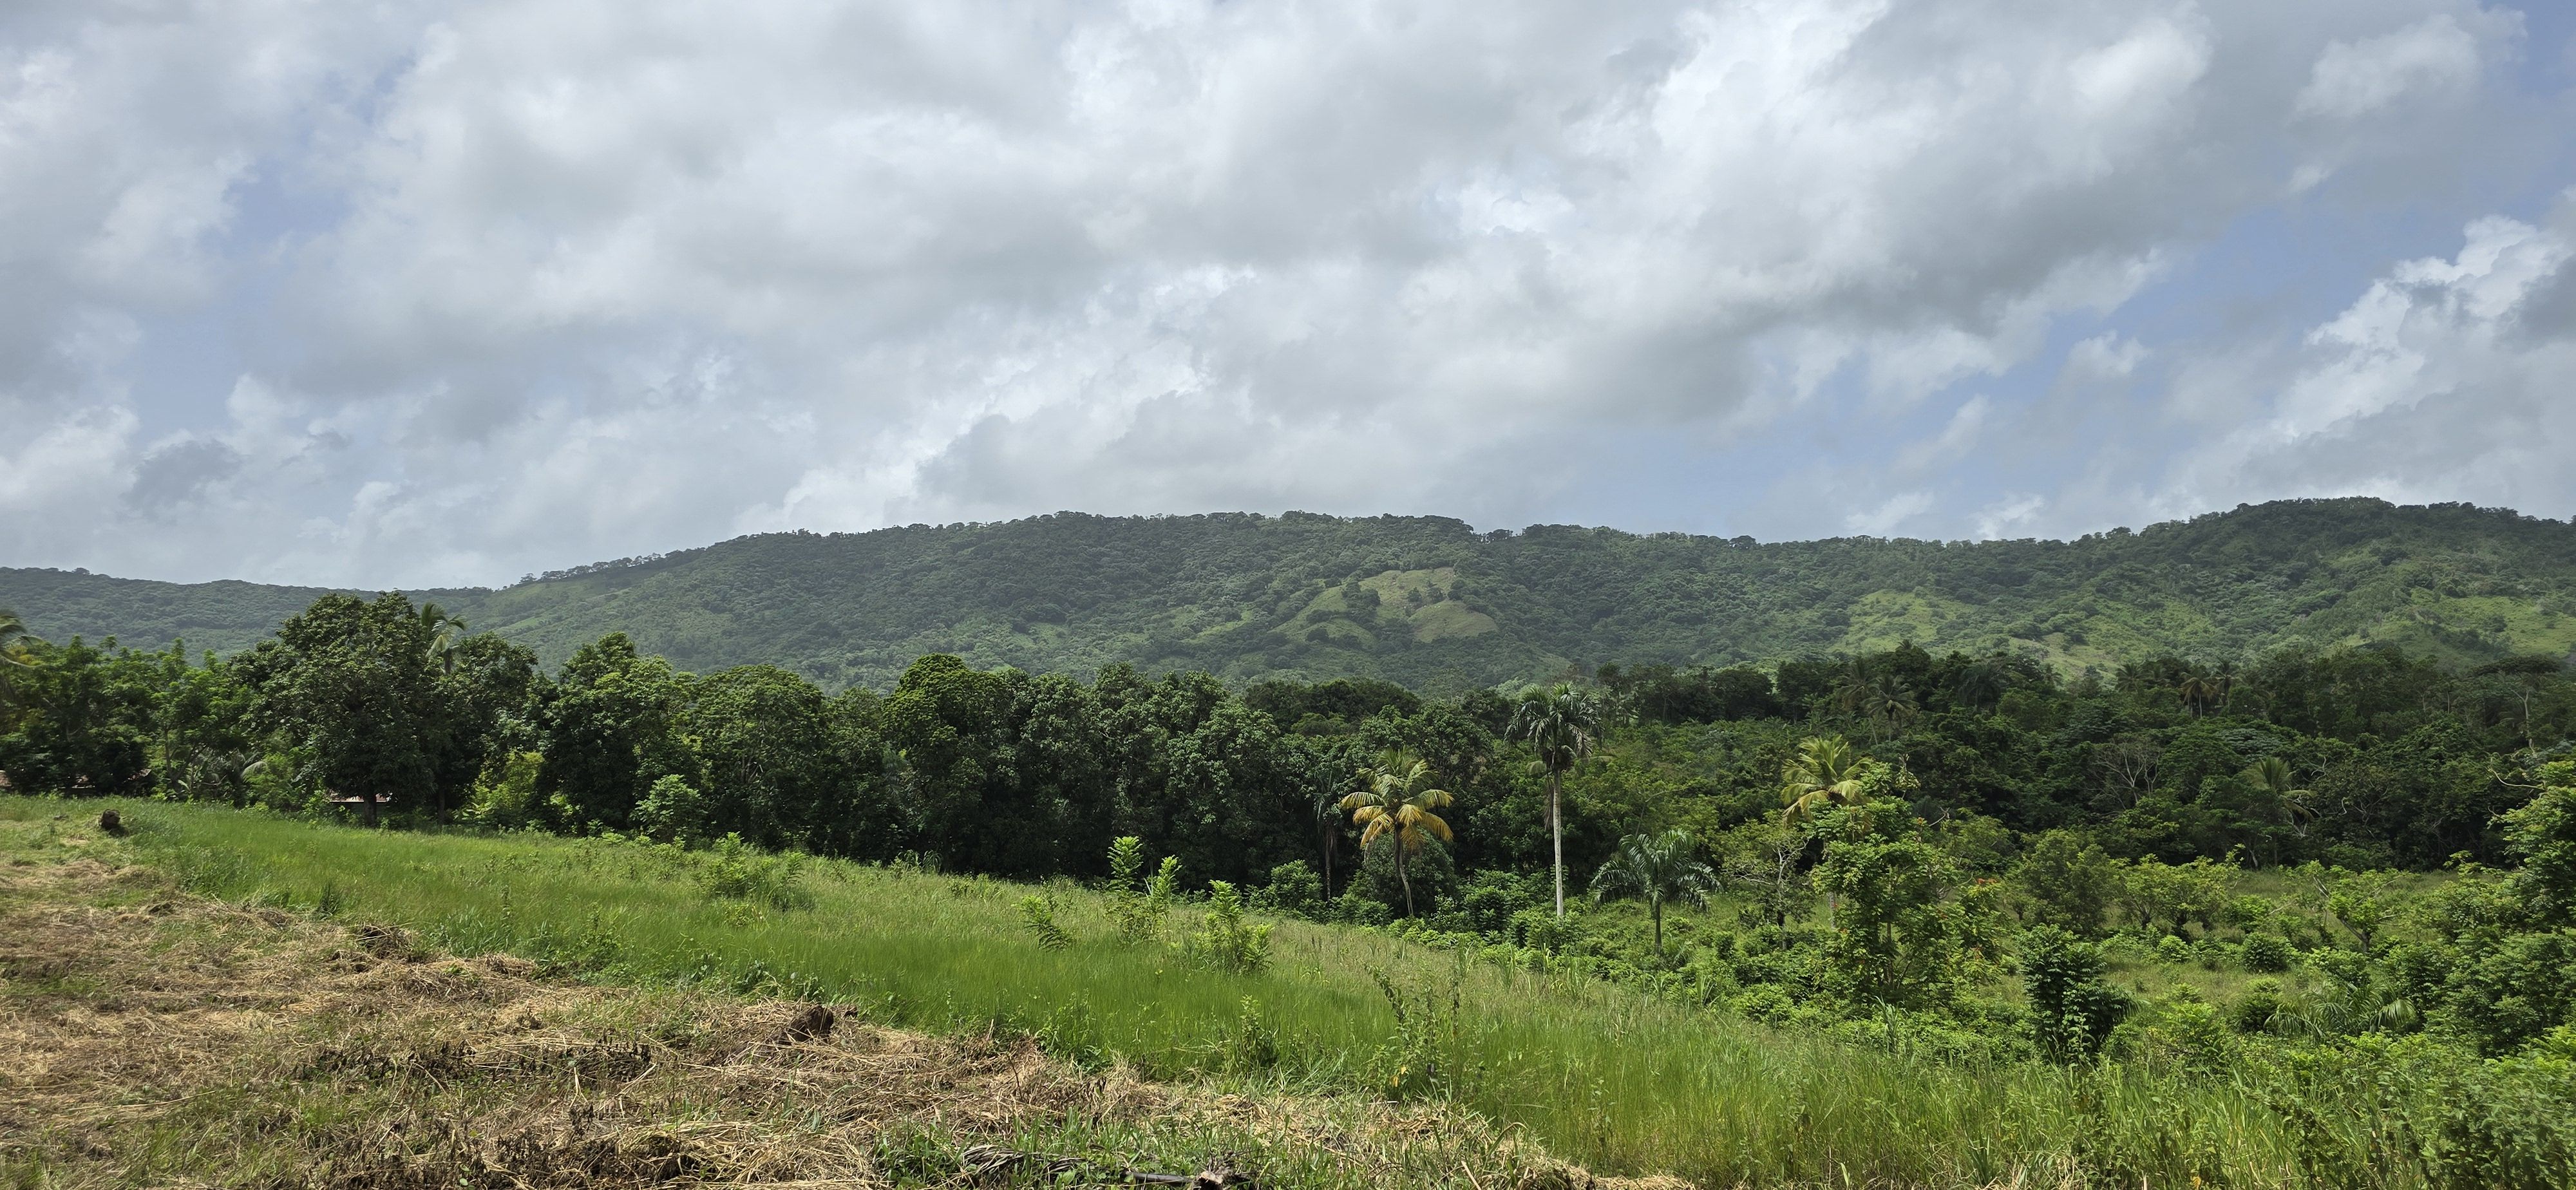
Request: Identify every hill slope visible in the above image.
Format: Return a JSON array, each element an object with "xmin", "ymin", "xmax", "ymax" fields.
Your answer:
[{"xmin": 6, "ymin": 498, "xmax": 2574, "ymax": 690}]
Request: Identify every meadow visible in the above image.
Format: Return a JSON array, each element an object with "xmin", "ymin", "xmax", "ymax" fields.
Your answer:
[{"xmin": 15, "ymin": 797, "xmax": 2536, "ymax": 1189}]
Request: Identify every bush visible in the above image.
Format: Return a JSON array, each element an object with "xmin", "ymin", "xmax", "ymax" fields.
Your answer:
[
  {"xmin": 694, "ymin": 833, "xmax": 812, "ymax": 912},
  {"xmin": 2241, "ymin": 932, "xmax": 2296, "ymax": 973},
  {"xmin": 634, "ymin": 774, "xmax": 711, "ymax": 844},
  {"xmin": 1193, "ymin": 881, "xmax": 1273, "ymax": 974},
  {"xmin": 2021, "ymin": 925, "xmax": 2132, "ymax": 1061},
  {"xmin": 1252, "ymin": 860, "xmax": 1325, "ymax": 920}
]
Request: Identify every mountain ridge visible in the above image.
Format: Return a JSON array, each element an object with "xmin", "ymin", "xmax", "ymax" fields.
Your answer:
[{"xmin": 7, "ymin": 497, "xmax": 2573, "ymax": 692}]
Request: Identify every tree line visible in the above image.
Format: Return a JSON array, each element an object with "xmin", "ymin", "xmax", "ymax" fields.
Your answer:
[{"xmin": 7, "ymin": 592, "xmax": 2575, "ymax": 1064}]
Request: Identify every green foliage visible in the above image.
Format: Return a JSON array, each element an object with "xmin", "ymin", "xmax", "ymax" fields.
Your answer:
[
  {"xmin": 1254, "ymin": 860, "xmax": 1327, "ymax": 920},
  {"xmin": 693, "ymin": 832, "xmax": 812, "ymax": 912},
  {"xmin": 1017, "ymin": 893, "xmax": 1073, "ymax": 951},
  {"xmin": 21, "ymin": 498, "xmax": 2576, "ymax": 693},
  {"xmin": 1589, "ymin": 829, "xmax": 1717, "ymax": 955},
  {"xmin": 2013, "ymin": 830, "xmax": 2119, "ymax": 936},
  {"xmin": 1105, "ymin": 837, "xmax": 1180, "ymax": 945},
  {"xmin": 1193, "ymin": 880, "xmax": 1273, "ymax": 974},
  {"xmin": 1814, "ymin": 818, "xmax": 1996, "ymax": 1012},
  {"xmin": 634, "ymin": 774, "xmax": 711, "ymax": 844},
  {"xmin": 2020, "ymin": 926, "xmax": 2132, "ymax": 1060},
  {"xmin": 2240, "ymin": 932, "xmax": 2297, "ymax": 974}
]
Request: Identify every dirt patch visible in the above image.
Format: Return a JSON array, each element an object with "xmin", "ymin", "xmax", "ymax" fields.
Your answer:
[{"xmin": 0, "ymin": 858, "xmax": 1655, "ymax": 1189}]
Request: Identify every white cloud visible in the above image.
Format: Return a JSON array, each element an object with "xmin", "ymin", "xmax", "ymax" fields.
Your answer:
[
  {"xmin": 1846, "ymin": 491, "xmax": 1935, "ymax": 536},
  {"xmin": 2297, "ymin": 14, "xmax": 2490, "ymax": 120},
  {"xmin": 2152, "ymin": 200, "xmax": 2576, "ymax": 519},
  {"xmin": 0, "ymin": 0, "xmax": 2559, "ymax": 585}
]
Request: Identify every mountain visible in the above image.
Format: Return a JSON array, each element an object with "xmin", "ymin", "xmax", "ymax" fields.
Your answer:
[{"xmin": 6, "ymin": 498, "xmax": 2574, "ymax": 692}]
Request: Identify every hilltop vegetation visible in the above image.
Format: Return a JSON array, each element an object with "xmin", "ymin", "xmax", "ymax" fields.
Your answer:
[{"xmin": 6, "ymin": 497, "xmax": 2575, "ymax": 690}]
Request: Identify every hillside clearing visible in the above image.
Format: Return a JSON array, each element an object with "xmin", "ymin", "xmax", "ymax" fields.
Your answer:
[{"xmin": 0, "ymin": 823, "xmax": 1647, "ymax": 1190}]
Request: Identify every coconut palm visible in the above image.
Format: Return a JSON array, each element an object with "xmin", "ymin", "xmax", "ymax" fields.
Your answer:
[
  {"xmin": 1781, "ymin": 734, "xmax": 1870, "ymax": 824},
  {"xmin": 417, "ymin": 603, "xmax": 467, "ymax": 675},
  {"xmin": 2177, "ymin": 670, "xmax": 2227, "ymax": 718},
  {"xmin": 1507, "ymin": 683, "xmax": 1600, "ymax": 920},
  {"xmin": 0, "ymin": 609, "xmax": 39, "ymax": 710},
  {"xmin": 1312, "ymin": 789, "xmax": 1346, "ymax": 896},
  {"xmin": 1340, "ymin": 749, "xmax": 1455, "ymax": 919},
  {"xmin": 1591, "ymin": 830, "xmax": 1718, "ymax": 956},
  {"xmin": 2242, "ymin": 755, "xmax": 2316, "ymax": 836},
  {"xmin": 1953, "ymin": 658, "xmax": 2011, "ymax": 713}
]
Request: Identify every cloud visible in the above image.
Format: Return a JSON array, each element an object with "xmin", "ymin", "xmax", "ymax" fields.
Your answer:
[
  {"xmin": 2297, "ymin": 14, "xmax": 2491, "ymax": 120},
  {"xmin": 2152, "ymin": 199, "xmax": 2576, "ymax": 518},
  {"xmin": 0, "ymin": 0, "xmax": 2562, "ymax": 586}
]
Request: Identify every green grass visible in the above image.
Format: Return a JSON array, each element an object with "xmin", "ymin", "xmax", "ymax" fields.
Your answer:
[{"xmin": 0, "ymin": 797, "xmax": 2469, "ymax": 1188}]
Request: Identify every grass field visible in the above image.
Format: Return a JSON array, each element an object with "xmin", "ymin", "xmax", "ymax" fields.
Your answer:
[{"xmin": 0, "ymin": 797, "xmax": 2473, "ymax": 1188}]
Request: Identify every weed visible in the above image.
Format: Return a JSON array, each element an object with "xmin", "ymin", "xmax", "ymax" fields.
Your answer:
[
  {"xmin": 1019, "ymin": 893, "xmax": 1074, "ymax": 951},
  {"xmin": 1193, "ymin": 881, "xmax": 1273, "ymax": 975}
]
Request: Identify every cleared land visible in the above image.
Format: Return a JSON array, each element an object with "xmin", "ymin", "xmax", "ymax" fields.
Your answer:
[{"xmin": 0, "ymin": 810, "xmax": 1651, "ymax": 1189}]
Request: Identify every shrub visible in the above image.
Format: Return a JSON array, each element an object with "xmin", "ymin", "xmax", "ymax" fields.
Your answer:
[
  {"xmin": 2241, "ymin": 932, "xmax": 2296, "ymax": 973},
  {"xmin": 1194, "ymin": 881, "xmax": 1273, "ymax": 975},
  {"xmin": 2021, "ymin": 925, "xmax": 2132, "ymax": 1061},
  {"xmin": 1252, "ymin": 860, "xmax": 1325, "ymax": 919},
  {"xmin": 694, "ymin": 833, "xmax": 811, "ymax": 911},
  {"xmin": 634, "ymin": 774, "xmax": 710, "ymax": 845}
]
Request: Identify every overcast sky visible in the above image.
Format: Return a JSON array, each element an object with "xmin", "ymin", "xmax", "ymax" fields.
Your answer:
[{"xmin": 5, "ymin": 1, "xmax": 2574, "ymax": 588}]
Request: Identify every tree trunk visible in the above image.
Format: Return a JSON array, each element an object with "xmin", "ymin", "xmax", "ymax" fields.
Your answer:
[
  {"xmin": 1397, "ymin": 844, "xmax": 1414, "ymax": 919},
  {"xmin": 1549, "ymin": 771, "xmax": 1565, "ymax": 920},
  {"xmin": 1651, "ymin": 897, "xmax": 1663, "ymax": 955}
]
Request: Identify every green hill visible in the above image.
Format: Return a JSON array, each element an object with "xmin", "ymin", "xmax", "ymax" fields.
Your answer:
[{"xmin": 6, "ymin": 497, "xmax": 2574, "ymax": 690}]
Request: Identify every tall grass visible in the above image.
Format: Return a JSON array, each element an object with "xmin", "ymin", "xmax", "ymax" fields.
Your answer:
[{"xmin": 14, "ymin": 797, "xmax": 2462, "ymax": 1187}]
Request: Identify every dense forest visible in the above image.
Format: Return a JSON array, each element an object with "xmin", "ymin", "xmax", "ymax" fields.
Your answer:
[
  {"xmin": 6, "ymin": 497, "xmax": 2575, "ymax": 692},
  {"xmin": 5, "ymin": 587, "xmax": 2573, "ymax": 1089}
]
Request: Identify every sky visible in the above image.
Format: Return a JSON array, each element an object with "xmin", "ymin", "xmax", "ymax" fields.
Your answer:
[{"xmin": 5, "ymin": 0, "xmax": 2575, "ymax": 589}]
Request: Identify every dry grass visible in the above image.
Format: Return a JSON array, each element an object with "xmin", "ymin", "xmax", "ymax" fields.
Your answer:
[{"xmin": 0, "ymin": 849, "xmax": 1669, "ymax": 1190}]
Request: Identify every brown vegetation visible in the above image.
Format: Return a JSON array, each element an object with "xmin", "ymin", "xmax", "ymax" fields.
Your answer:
[{"xmin": 0, "ymin": 849, "xmax": 1664, "ymax": 1189}]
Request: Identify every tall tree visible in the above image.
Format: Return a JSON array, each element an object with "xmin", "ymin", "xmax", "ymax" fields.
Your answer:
[
  {"xmin": 1508, "ymin": 683, "xmax": 1599, "ymax": 919},
  {"xmin": 537, "ymin": 632, "xmax": 695, "ymax": 833},
  {"xmin": 1591, "ymin": 829, "xmax": 1718, "ymax": 955},
  {"xmin": 1340, "ymin": 748, "xmax": 1454, "ymax": 919}
]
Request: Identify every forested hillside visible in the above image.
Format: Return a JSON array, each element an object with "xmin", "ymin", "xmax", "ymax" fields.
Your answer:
[{"xmin": 7, "ymin": 497, "xmax": 2574, "ymax": 690}]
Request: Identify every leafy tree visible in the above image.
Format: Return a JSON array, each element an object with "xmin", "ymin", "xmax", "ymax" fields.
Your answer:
[
  {"xmin": 1340, "ymin": 748, "xmax": 1455, "ymax": 918},
  {"xmin": 1590, "ymin": 829, "xmax": 1718, "ymax": 955},
  {"xmin": 1508, "ymin": 683, "xmax": 1599, "ymax": 919},
  {"xmin": 2013, "ymin": 829, "xmax": 2119, "ymax": 937},
  {"xmin": 1814, "ymin": 811, "xmax": 1996, "ymax": 1012},
  {"xmin": 536, "ymin": 632, "xmax": 694, "ymax": 833},
  {"xmin": 2499, "ymin": 760, "xmax": 2576, "ymax": 926},
  {"xmin": 0, "ymin": 636, "xmax": 157, "ymax": 796}
]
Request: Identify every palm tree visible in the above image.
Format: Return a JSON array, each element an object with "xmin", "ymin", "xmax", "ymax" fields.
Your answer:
[
  {"xmin": 2242, "ymin": 755, "xmax": 2316, "ymax": 837},
  {"xmin": 2176, "ymin": 670, "xmax": 2226, "ymax": 718},
  {"xmin": 0, "ymin": 609, "xmax": 40, "ymax": 710},
  {"xmin": 1591, "ymin": 830, "xmax": 1718, "ymax": 956},
  {"xmin": 1780, "ymin": 735, "xmax": 1870, "ymax": 824},
  {"xmin": 418, "ymin": 603, "xmax": 466, "ymax": 675},
  {"xmin": 1312, "ymin": 789, "xmax": 1346, "ymax": 896},
  {"xmin": 1831, "ymin": 663, "xmax": 1917, "ymax": 740},
  {"xmin": 1507, "ymin": 683, "xmax": 1600, "ymax": 920},
  {"xmin": 1953, "ymin": 658, "xmax": 2011, "ymax": 713},
  {"xmin": 1340, "ymin": 749, "xmax": 1455, "ymax": 919}
]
